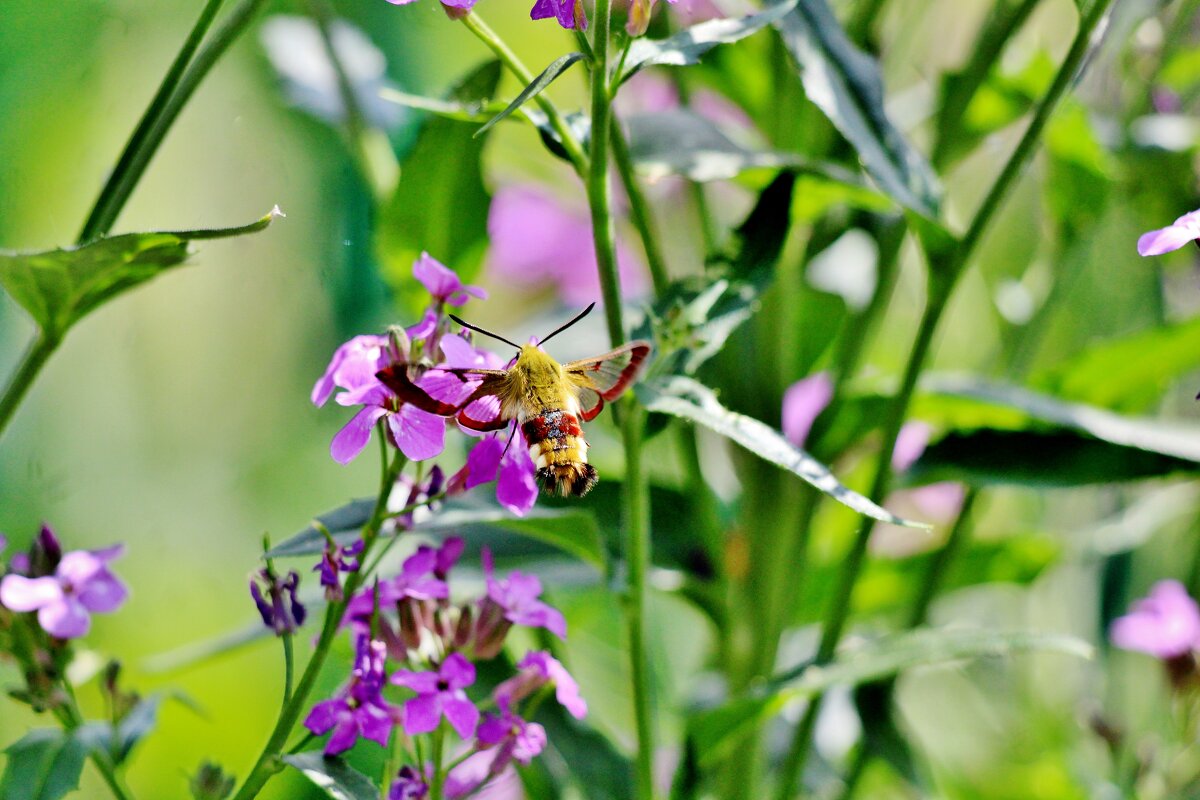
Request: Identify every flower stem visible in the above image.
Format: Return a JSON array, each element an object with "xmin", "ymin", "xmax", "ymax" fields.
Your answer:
[
  {"xmin": 77, "ymin": 0, "xmax": 227, "ymax": 243},
  {"xmin": 587, "ymin": 0, "xmax": 624, "ymax": 349},
  {"xmin": 459, "ymin": 13, "xmax": 589, "ymax": 176},
  {"xmin": 0, "ymin": 332, "xmax": 59, "ymax": 443},
  {"xmin": 772, "ymin": 3, "xmax": 1117, "ymax": 794},
  {"xmin": 610, "ymin": 116, "xmax": 669, "ymax": 295},
  {"xmin": 229, "ymin": 449, "xmax": 405, "ymax": 800},
  {"xmin": 281, "ymin": 632, "xmax": 295, "ymax": 708}
]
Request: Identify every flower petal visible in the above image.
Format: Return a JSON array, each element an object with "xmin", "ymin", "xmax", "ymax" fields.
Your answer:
[
  {"xmin": 497, "ymin": 441, "xmax": 538, "ymax": 516},
  {"xmin": 782, "ymin": 373, "xmax": 833, "ymax": 447},
  {"xmin": 465, "ymin": 436, "xmax": 504, "ymax": 490},
  {"xmin": 331, "ymin": 406, "xmax": 388, "ymax": 464},
  {"xmin": 389, "ymin": 406, "xmax": 446, "ymax": 462},
  {"xmin": 403, "ymin": 693, "xmax": 442, "ymax": 735},
  {"xmin": 0, "ymin": 575, "xmax": 63, "ymax": 612},
  {"xmin": 39, "ymin": 597, "xmax": 91, "ymax": 639},
  {"xmin": 305, "ymin": 698, "xmax": 346, "ymax": 736},
  {"xmin": 76, "ymin": 571, "xmax": 129, "ymax": 613},
  {"xmin": 1137, "ymin": 224, "xmax": 1199, "ymax": 256},
  {"xmin": 442, "ymin": 694, "xmax": 480, "ymax": 739}
]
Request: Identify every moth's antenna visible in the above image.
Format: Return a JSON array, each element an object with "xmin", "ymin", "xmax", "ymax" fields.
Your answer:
[
  {"xmin": 448, "ymin": 314, "xmax": 521, "ymax": 349},
  {"xmin": 539, "ymin": 302, "xmax": 595, "ymax": 346}
]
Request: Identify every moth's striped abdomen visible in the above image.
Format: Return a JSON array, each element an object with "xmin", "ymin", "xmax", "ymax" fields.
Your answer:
[{"xmin": 521, "ymin": 409, "xmax": 598, "ymax": 497}]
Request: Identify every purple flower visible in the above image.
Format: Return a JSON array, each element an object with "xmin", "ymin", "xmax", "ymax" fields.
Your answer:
[
  {"xmin": 472, "ymin": 551, "xmax": 566, "ymax": 658},
  {"xmin": 486, "ymin": 185, "xmax": 647, "ymax": 305},
  {"xmin": 458, "ymin": 434, "xmax": 539, "ymax": 517},
  {"xmin": 414, "ymin": 253, "xmax": 486, "ymax": 308},
  {"xmin": 391, "ymin": 652, "xmax": 480, "ymax": 738},
  {"xmin": 1111, "ymin": 580, "xmax": 1200, "ymax": 659},
  {"xmin": 314, "ymin": 538, "xmax": 364, "ymax": 601},
  {"xmin": 1138, "ymin": 209, "xmax": 1200, "ymax": 256},
  {"xmin": 312, "ymin": 335, "xmax": 391, "ymax": 407},
  {"xmin": 389, "ymin": 767, "xmax": 429, "ymax": 800},
  {"xmin": 330, "ymin": 381, "xmax": 448, "ymax": 464},
  {"xmin": 0, "ymin": 545, "xmax": 128, "ymax": 639},
  {"xmin": 494, "ymin": 651, "xmax": 587, "ymax": 719},
  {"xmin": 346, "ymin": 548, "xmax": 449, "ymax": 638},
  {"xmin": 891, "ymin": 421, "xmax": 931, "ymax": 472},
  {"xmin": 305, "ymin": 638, "xmax": 397, "ymax": 754},
  {"xmin": 250, "ymin": 568, "xmax": 307, "ymax": 635},
  {"xmin": 477, "ymin": 703, "xmax": 547, "ymax": 764},
  {"xmin": 530, "ymin": 0, "xmax": 587, "ymax": 29},
  {"xmin": 782, "ymin": 372, "xmax": 833, "ymax": 447}
]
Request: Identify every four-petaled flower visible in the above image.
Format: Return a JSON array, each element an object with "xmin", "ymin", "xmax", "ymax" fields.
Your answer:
[
  {"xmin": 414, "ymin": 252, "xmax": 487, "ymax": 308},
  {"xmin": 1137, "ymin": 209, "xmax": 1200, "ymax": 256},
  {"xmin": 0, "ymin": 544, "xmax": 128, "ymax": 639},
  {"xmin": 304, "ymin": 638, "xmax": 398, "ymax": 754},
  {"xmin": 477, "ymin": 701, "xmax": 547, "ymax": 764},
  {"xmin": 1111, "ymin": 580, "xmax": 1200, "ymax": 659},
  {"xmin": 494, "ymin": 650, "xmax": 587, "ymax": 719},
  {"xmin": 391, "ymin": 652, "xmax": 480, "ymax": 738}
]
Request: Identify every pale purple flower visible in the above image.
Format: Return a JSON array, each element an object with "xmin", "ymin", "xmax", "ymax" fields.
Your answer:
[
  {"xmin": 445, "ymin": 758, "xmax": 523, "ymax": 800},
  {"xmin": 312, "ymin": 334, "xmax": 390, "ymax": 407},
  {"xmin": 530, "ymin": 0, "xmax": 586, "ymax": 29},
  {"xmin": 304, "ymin": 638, "xmax": 397, "ymax": 754},
  {"xmin": 390, "ymin": 767, "xmax": 429, "ymax": 800},
  {"xmin": 477, "ymin": 703, "xmax": 547, "ymax": 763},
  {"xmin": 1138, "ymin": 209, "xmax": 1200, "ymax": 256},
  {"xmin": 414, "ymin": 252, "xmax": 486, "ymax": 307},
  {"xmin": 0, "ymin": 545, "xmax": 128, "ymax": 639},
  {"xmin": 1111, "ymin": 580, "xmax": 1200, "ymax": 659},
  {"xmin": 250, "ymin": 567, "xmax": 307, "ymax": 634},
  {"xmin": 782, "ymin": 372, "xmax": 833, "ymax": 447},
  {"xmin": 472, "ymin": 551, "xmax": 566, "ymax": 658},
  {"xmin": 486, "ymin": 185, "xmax": 647, "ymax": 305},
  {"xmin": 892, "ymin": 421, "xmax": 931, "ymax": 472},
  {"xmin": 330, "ymin": 382, "xmax": 447, "ymax": 464},
  {"xmin": 391, "ymin": 652, "xmax": 480, "ymax": 738},
  {"xmin": 314, "ymin": 538, "xmax": 364, "ymax": 601},
  {"xmin": 494, "ymin": 650, "xmax": 587, "ymax": 719},
  {"xmin": 346, "ymin": 548, "xmax": 449, "ymax": 635},
  {"xmin": 459, "ymin": 434, "xmax": 539, "ymax": 516}
]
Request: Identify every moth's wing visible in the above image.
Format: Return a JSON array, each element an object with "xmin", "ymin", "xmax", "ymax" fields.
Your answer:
[
  {"xmin": 564, "ymin": 340, "xmax": 652, "ymax": 401},
  {"xmin": 456, "ymin": 376, "xmax": 513, "ymax": 432},
  {"xmin": 375, "ymin": 365, "xmax": 504, "ymax": 415},
  {"xmin": 574, "ymin": 386, "xmax": 605, "ymax": 422}
]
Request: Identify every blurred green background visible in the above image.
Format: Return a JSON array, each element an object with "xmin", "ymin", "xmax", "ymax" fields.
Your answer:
[{"xmin": 3, "ymin": 0, "xmax": 1200, "ymax": 797}]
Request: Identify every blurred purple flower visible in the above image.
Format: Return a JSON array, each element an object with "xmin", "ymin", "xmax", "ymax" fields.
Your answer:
[
  {"xmin": 315, "ymin": 538, "xmax": 364, "ymax": 601},
  {"xmin": 530, "ymin": 0, "xmax": 587, "ymax": 29},
  {"xmin": 892, "ymin": 421, "xmax": 931, "ymax": 472},
  {"xmin": 391, "ymin": 652, "xmax": 480, "ymax": 738},
  {"xmin": 305, "ymin": 638, "xmax": 397, "ymax": 754},
  {"xmin": 312, "ymin": 334, "xmax": 390, "ymax": 407},
  {"xmin": 0, "ymin": 545, "xmax": 128, "ymax": 639},
  {"xmin": 1138, "ymin": 209, "xmax": 1200, "ymax": 256},
  {"xmin": 250, "ymin": 567, "xmax": 307, "ymax": 635},
  {"xmin": 782, "ymin": 372, "xmax": 833, "ymax": 448},
  {"xmin": 494, "ymin": 650, "xmax": 587, "ymax": 719},
  {"xmin": 414, "ymin": 252, "xmax": 487, "ymax": 308},
  {"xmin": 458, "ymin": 434, "xmax": 539, "ymax": 517},
  {"xmin": 389, "ymin": 767, "xmax": 429, "ymax": 800},
  {"xmin": 473, "ymin": 551, "xmax": 566, "ymax": 658},
  {"xmin": 486, "ymin": 185, "xmax": 647, "ymax": 305},
  {"xmin": 1111, "ymin": 580, "xmax": 1200, "ymax": 659},
  {"xmin": 474, "ymin": 703, "xmax": 547, "ymax": 786}
]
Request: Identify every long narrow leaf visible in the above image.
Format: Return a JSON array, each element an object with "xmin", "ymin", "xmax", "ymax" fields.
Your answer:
[{"xmin": 475, "ymin": 52, "xmax": 586, "ymax": 138}]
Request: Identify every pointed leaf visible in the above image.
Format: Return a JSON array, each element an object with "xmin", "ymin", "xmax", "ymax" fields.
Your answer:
[
  {"xmin": 636, "ymin": 376, "xmax": 926, "ymax": 527},
  {"xmin": 379, "ymin": 87, "xmax": 501, "ymax": 122},
  {"xmin": 775, "ymin": 0, "xmax": 940, "ymax": 216},
  {"xmin": 621, "ymin": 0, "xmax": 799, "ymax": 82},
  {"xmin": 476, "ymin": 52, "xmax": 586, "ymax": 138},
  {"xmin": 0, "ymin": 729, "xmax": 88, "ymax": 800},
  {"xmin": 690, "ymin": 629, "xmax": 1091, "ymax": 764},
  {"xmin": 0, "ymin": 208, "xmax": 281, "ymax": 339},
  {"xmin": 282, "ymin": 752, "xmax": 379, "ymax": 800}
]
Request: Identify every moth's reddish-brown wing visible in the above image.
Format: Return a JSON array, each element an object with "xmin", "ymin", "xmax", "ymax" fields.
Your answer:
[
  {"xmin": 564, "ymin": 341, "xmax": 651, "ymax": 420},
  {"xmin": 375, "ymin": 365, "xmax": 506, "ymax": 418},
  {"xmin": 456, "ymin": 380, "xmax": 511, "ymax": 431}
]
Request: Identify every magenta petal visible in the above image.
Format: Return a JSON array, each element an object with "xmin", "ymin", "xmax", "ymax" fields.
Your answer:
[
  {"xmin": 391, "ymin": 669, "xmax": 441, "ymax": 694},
  {"xmin": 390, "ymin": 406, "xmax": 446, "ymax": 462},
  {"xmin": 497, "ymin": 443, "xmax": 538, "ymax": 516},
  {"xmin": 441, "ymin": 653, "xmax": 476, "ymax": 688},
  {"xmin": 1137, "ymin": 225, "xmax": 1198, "ymax": 256},
  {"xmin": 529, "ymin": 0, "xmax": 558, "ymax": 19},
  {"xmin": 305, "ymin": 698, "xmax": 345, "ymax": 735},
  {"xmin": 358, "ymin": 702, "xmax": 395, "ymax": 747},
  {"xmin": 465, "ymin": 437, "xmax": 504, "ymax": 490},
  {"xmin": 76, "ymin": 572, "xmax": 128, "ymax": 613},
  {"xmin": 39, "ymin": 597, "xmax": 91, "ymax": 638},
  {"xmin": 331, "ymin": 406, "xmax": 388, "ymax": 464},
  {"xmin": 0, "ymin": 575, "xmax": 62, "ymax": 612},
  {"xmin": 442, "ymin": 695, "xmax": 480, "ymax": 739},
  {"xmin": 403, "ymin": 693, "xmax": 442, "ymax": 735},
  {"xmin": 326, "ymin": 716, "xmax": 360, "ymax": 755},
  {"xmin": 891, "ymin": 422, "xmax": 931, "ymax": 472}
]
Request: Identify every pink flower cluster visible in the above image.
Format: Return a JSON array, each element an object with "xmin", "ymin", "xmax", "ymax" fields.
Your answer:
[{"xmin": 303, "ymin": 538, "xmax": 586, "ymax": 798}]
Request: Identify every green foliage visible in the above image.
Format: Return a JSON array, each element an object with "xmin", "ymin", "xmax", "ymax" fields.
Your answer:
[
  {"xmin": 189, "ymin": 762, "xmax": 236, "ymax": 800},
  {"xmin": 0, "ymin": 729, "xmax": 91, "ymax": 800},
  {"xmin": 475, "ymin": 52, "xmax": 586, "ymax": 138},
  {"xmin": 281, "ymin": 752, "xmax": 380, "ymax": 800}
]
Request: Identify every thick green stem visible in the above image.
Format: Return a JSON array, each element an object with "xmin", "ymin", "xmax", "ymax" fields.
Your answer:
[
  {"xmin": 230, "ymin": 449, "xmax": 405, "ymax": 800},
  {"xmin": 79, "ymin": 0, "xmax": 268, "ymax": 242},
  {"xmin": 0, "ymin": 333, "xmax": 59, "ymax": 442},
  {"xmin": 78, "ymin": 0, "xmax": 227, "ymax": 243},
  {"xmin": 610, "ymin": 116, "xmax": 670, "ymax": 295},
  {"xmin": 430, "ymin": 725, "xmax": 446, "ymax": 800},
  {"xmin": 281, "ymin": 632, "xmax": 295, "ymax": 709},
  {"xmin": 587, "ymin": 0, "xmax": 624, "ymax": 349},
  {"xmin": 459, "ymin": 13, "xmax": 589, "ymax": 176}
]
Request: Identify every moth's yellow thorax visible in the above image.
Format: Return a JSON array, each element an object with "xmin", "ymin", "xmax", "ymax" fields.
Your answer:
[{"xmin": 510, "ymin": 345, "xmax": 570, "ymax": 417}]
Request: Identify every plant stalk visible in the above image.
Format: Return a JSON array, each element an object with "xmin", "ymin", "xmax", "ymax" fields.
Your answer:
[
  {"xmin": 0, "ymin": 333, "xmax": 59, "ymax": 442},
  {"xmin": 610, "ymin": 116, "xmax": 670, "ymax": 295}
]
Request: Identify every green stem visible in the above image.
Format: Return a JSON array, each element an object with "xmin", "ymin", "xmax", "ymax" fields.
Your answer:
[
  {"xmin": 459, "ymin": 13, "xmax": 589, "ymax": 176},
  {"xmin": 77, "ymin": 0, "xmax": 227, "ymax": 243},
  {"xmin": 772, "ymin": 3, "xmax": 1116, "ymax": 794},
  {"xmin": 230, "ymin": 449, "xmax": 405, "ymax": 800},
  {"xmin": 430, "ymin": 725, "xmax": 447, "ymax": 800},
  {"xmin": 0, "ymin": 333, "xmax": 59, "ymax": 442},
  {"xmin": 587, "ymin": 0, "xmax": 624, "ymax": 349},
  {"xmin": 52, "ymin": 695, "xmax": 135, "ymax": 800},
  {"xmin": 610, "ymin": 116, "xmax": 669, "ymax": 295},
  {"xmin": 281, "ymin": 632, "xmax": 295, "ymax": 708},
  {"xmin": 906, "ymin": 488, "xmax": 979, "ymax": 628}
]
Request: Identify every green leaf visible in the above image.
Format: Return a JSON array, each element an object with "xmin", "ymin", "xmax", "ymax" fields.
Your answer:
[
  {"xmin": 475, "ymin": 52, "xmax": 586, "ymax": 138},
  {"xmin": 379, "ymin": 87, "xmax": 501, "ymax": 122},
  {"xmin": 266, "ymin": 496, "xmax": 606, "ymax": 570},
  {"xmin": 282, "ymin": 753, "xmax": 379, "ymax": 800},
  {"xmin": 142, "ymin": 617, "xmax": 278, "ymax": 674},
  {"xmin": 636, "ymin": 376, "xmax": 926, "ymax": 527},
  {"xmin": 376, "ymin": 61, "xmax": 500, "ymax": 305},
  {"xmin": 189, "ymin": 761, "xmax": 236, "ymax": 800},
  {"xmin": 0, "ymin": 208, "xmax": 281, "ymax": 340},
  {"xmin": 730, "ymin": 171, "xmax": 796, "ymax": 283},
  {"xmin": 775, "ymin": 0, "xmax": 940, "ymax": 217},
  {"xmin": 621, "ymin": 0, "xmax": 799, "ymax": 83},
  {"xmin": 634, "ymin": 277, "xmax": 758, "ymax": 377},
  {"xmin": 113, "ymin": 695, "xmax": 161, "ymax": 764},
  {"xmin": 689, "ymin": 629, "xmax": 1091, "ymax": 764},
  {"xmin": 0, "ymin": 729, "xmax": 89, "ymax": 800},
  {"xmin": 1032, "ymin": 317, "xmax": 1200, "ymax": 414}
]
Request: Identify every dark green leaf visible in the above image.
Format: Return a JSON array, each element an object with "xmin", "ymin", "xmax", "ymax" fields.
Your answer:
[
  {"xmin": 376, "ymin": 61, "xmax": 500, "ymax": 304},
  {"xmin": 636, "ymin": 376, "xmax": 925, "ymax": 527},
  {"xmin": 0, "ymin": 209, "xmax": 281, "ymax": 339},
  {"xmin": 776, "ymin": 0, "xmax": 940, "ymax": 217},
  {"xmin": 730, "ymin": 171, "xmax": 796, "ymax": 284},
  {"xmin": 525, "ymin": 108, "xmax": 592, "ymax": 164},
  {"xmin": 690, "ymin": 629, "xmax": 1090, "ymax": 764},
  {"xmin": 622, "ymin": 0, "xmax": 799, "ymax": 82},
  {"xmin": 190, "ymin": 761, "xmax": 236, "ymax": 800},
  {"xmin": 476, "ymin": 52, "xmax": 586, "ymax": 138},
  {"xmin": 0, "ymin": 729, "xmax": 88, "ymax": 800},
  {"xmin": 282, "ymin": 752, "xmax": 380, "ymax": 800},
  {"xmin": 634, "ymin": 277, "xmax": 759, "ymax": 377}
]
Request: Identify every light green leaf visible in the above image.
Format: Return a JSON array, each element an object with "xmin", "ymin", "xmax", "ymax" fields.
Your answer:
[
  {"xmin": 0, "ymin": 208, "xmax": 281, "ymax": 339},
  {"xmin": 690, "ymin": 629, "xmax": 1091, "ymax": 764},
  {"xmin": 0, "ymin": 729, "xmax": 89, "ymax": 800},
  {"xmin": 775, "ymin": 0, "xmax": 940, "ymax": 217},
  {"xmin": 282, "ymin": 753, "xmax": 379, "ymax": 800},
  {"xmin": 378, "ymin": 87, "xmax": 501, "ymax": 122},
  {"xmin": 621, "ymin": 0, "xmax": 799, "ymax": 83},
  {"xmin": 636, "ymin": 376, "xmax": 926, "ymax": 527},
  {"xmin": 475, "ymin": 52, "xmax": 586, "ymax": 138}
]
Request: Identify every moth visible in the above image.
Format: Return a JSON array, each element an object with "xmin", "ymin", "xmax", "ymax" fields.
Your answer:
[{"xmin": 376, "ymin": 303, "xmax": 651, "ymax": 497}]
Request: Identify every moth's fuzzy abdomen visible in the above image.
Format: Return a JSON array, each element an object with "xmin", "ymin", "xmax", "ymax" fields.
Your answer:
[
  {"xmin": 536, "ymin": 463, "xmax": 599, "ymax": 497},
  {"xmin": 522, "ymin": 409, "xmax": 597, "ymax": 497}
]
